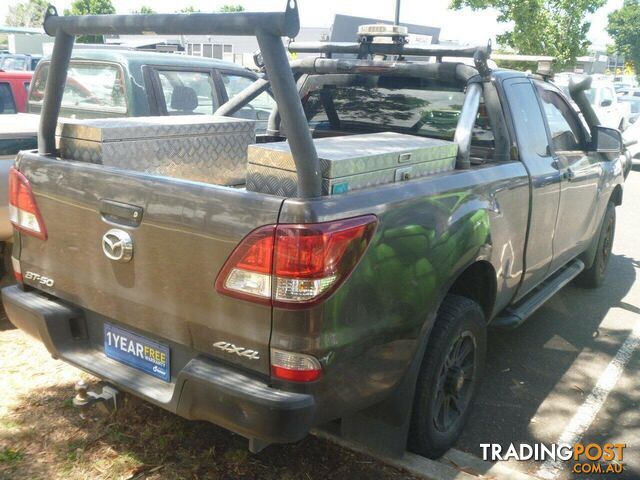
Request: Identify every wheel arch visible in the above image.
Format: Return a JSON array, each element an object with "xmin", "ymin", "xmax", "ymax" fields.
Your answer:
[{"xmin": 446, "ymin": 260, "xmax": 497, "ymax": 321}]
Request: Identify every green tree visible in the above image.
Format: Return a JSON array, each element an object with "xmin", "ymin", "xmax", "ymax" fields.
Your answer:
[
  {"xmin": 132, "ymin": 6, "xmax": 156, "ymax": 14},
  {"xmin": 219, "ymin": 5, "xmax": 245, "ymax": 12},
  {"xmin": 608, "ymin": 1, "xmax": 640, "ymax": 72},
  {"xmin": 179, "ymin": 6, "xmax": 201, "ymax": 13},
  {"xmin": 450, "ymin": 0, "xmax": 606, "ymax": 69},
  {"xmin": 64, "ymin": 0, "xmax": 116, "ymax": 43},
  {"xmin": 5, "ymin": 0, "xmax": 48, "ymax": 27}
]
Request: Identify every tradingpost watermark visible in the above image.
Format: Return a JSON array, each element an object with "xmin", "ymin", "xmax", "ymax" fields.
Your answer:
[{"xmin": 481, "ymin": 443, "xmax": 626, "ymax": 475}]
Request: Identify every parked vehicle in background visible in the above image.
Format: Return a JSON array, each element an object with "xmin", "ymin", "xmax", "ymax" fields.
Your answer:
[
  {"xmin": 0, "ymin": 69, "xmax": 36, "ymax": 273},
  {"xmin": 28, "ymin": 49, "xmax": 273, "ymax": 126},
  {"xmin": 4, "ymin": 8, "xmax": 625, "ymax": 461},
  {"xmin": 0, "ymin": 70, "xmax": 32, "ymax": 114},
  {"xmin": 619, "ymin": 95, "xmax": 640, "ymax": 124},
  {"xmin": 0, "ymin": 114, "xmax": 39, "ymax": 259},
  {"xmin": 620, "ymin": 88, "xmax": 640, "ymax": 98},
  {"xmin": 623, "ymin": 117, "xmax": 640, "ymax": 166},
  {"xmin": 0, "ymin": 54, "xmax": 41, "ymax": 72},
  {"xmin": 613, "ymin": 74, "xmax": 638, "ymax": 93},
  {"xmin": 555, "ymin": 74, "xmax": 631, "ymax": 130}
]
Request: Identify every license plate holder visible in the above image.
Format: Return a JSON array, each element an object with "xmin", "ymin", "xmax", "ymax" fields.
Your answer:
[{"xmin": 104, "ymin": 323, "xmax": 171, "ymax": 382}]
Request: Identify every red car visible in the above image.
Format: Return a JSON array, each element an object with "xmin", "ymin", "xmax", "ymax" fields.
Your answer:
[{"xmin": 0, "ymin": 70, "xmax": 32, "ymax": 113}]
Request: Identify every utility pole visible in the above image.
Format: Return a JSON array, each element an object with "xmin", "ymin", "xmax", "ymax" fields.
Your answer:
[{"xmin": 394, "ymin": 0, "xmax": 401, "ymax": 25}]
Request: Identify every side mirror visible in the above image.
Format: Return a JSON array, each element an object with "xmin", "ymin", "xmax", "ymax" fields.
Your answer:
[
  {"xmin": 600, "ymin": 99, "xmax": 613, "ymax": 107},
  {"xmin": 253, "ymin": 50, "xmax": 265, "ymax": 71},
  {"xmin": 592, "ymin": 126, "xmax": 622, "ymax": 156}
]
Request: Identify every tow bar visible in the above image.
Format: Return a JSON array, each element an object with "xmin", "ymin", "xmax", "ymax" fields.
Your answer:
[{"xmin": 73, "ymin": 379, "xmax": 122, "ymax": 414}]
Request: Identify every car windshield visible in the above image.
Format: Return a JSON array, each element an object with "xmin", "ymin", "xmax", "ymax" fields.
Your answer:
[{"xmin": 302, "ymin": 75, "xmax": 493, "ymax": 147}]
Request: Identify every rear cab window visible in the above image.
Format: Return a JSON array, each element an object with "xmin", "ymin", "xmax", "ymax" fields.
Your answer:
[
  {"xmin": 301, "ymin": 75, "xmax": 494, "ymax": 160},
  {"xmin": 0, "ymin": 83, "xmax": 17, "ymax": 114},
  {"xmin": 29, "ymin": 61, "xmax": 127, "ymax": 115}
]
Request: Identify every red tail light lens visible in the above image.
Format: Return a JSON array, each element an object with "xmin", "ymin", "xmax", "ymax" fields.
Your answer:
[
  {"xmin": 215, "ymin": 215, "xmax": 377, "ymax": 308},
  {"xmin": 8, "ymin": 167, "xmax": 47, "ymax": 240}
]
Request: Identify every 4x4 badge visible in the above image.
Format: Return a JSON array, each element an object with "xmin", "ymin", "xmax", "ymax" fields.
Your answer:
[{"xmin": 213, "ymin": 341, "xmax": 260, "ymax": 360}]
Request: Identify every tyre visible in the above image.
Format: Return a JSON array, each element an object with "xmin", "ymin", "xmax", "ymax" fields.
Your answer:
[
  {"xmin": 409, "ymin": 294, "xmax": 486, "ymax": 459},
  {"xmin": 576, "ymin": 202, "xmax": 616, "ymax": 288}
]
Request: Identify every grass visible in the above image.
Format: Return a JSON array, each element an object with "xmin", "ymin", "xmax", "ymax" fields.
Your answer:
[
  {"xmin": 0, "ymin": 448, "xmax": 24, "ymax": 464},
  {"xmin": 0, "ymin": 322, "xmax": 417, "ymax": 480}
]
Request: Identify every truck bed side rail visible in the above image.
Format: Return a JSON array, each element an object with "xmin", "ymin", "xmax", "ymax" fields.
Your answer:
[{"xmin": 38, "ymin": 1, "xmax": 322, "ymax": 198}]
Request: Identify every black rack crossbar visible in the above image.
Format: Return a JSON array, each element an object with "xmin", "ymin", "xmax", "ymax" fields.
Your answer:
[
  {"xmin": 43, "ymin": 6, "xmax": 299, "ymax": 37},
  {"xmin": 288, "ymin": 41, "xmax": 491, "ymax": 59},
  {"xmin": 38, "ymin": 1, "xmax": 323, "ymax": 198}
]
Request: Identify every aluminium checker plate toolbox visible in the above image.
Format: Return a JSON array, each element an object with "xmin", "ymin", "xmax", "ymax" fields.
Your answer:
[
  {"xmin": 57, "ymin": 115, "xmax": 255, "ymax": 185},
  {"xmin": 246, "ymin": 132, "xmax": 458, "ymax": 196}
]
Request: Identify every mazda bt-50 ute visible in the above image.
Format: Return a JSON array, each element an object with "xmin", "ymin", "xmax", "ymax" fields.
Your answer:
[{"xmin": 2, "ymin": 3, "xmax": 625, "ymax": 459}]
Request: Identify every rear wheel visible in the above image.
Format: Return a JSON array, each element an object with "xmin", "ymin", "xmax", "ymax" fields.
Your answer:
[
  {"xmin": 576, "ymin": 202, "xmax": 615, "ymax": 288},
  {"xmin": 409, "ymin": 295, "xmax": 486, "ymax": 459}
]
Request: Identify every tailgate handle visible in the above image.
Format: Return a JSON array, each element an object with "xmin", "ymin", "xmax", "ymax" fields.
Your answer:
[{"xmin": 99, "ymin": 199, "xmax": 143, "ymax": 227}]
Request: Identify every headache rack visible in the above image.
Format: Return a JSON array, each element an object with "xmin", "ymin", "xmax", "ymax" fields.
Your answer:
[
  {"xmin": 38, "ymin": 1, "xmax": 322, "ymax": 198},
  {"xmin": 38, "ymin": 3, "xmax": 505, "ymax": 196}
]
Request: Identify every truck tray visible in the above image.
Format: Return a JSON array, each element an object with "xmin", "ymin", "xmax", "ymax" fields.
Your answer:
[
  {"xmin": 246, "ymin": 132, "xmax": 457, "ymax": 196},
  {"xmin": 57, "ymin": 115, "xmax": 255, "ymax": 185}
]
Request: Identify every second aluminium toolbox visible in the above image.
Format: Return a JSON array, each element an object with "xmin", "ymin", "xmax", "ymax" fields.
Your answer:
[
  {"xmin": 58, "ymin": 115, "xmax": 256, "ymax": 185},
  {"xmin": 246, "ymin": 132, "xmax": 458, "ymax": 196}
]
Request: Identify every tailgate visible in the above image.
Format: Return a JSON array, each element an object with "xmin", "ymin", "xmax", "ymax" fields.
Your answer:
[{"xmin": 15, "ymin": 152, "xmax": 283, "ymax": 375}]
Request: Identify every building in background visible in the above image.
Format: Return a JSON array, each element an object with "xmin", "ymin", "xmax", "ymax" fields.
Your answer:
[{"xmin": 104, "ymin": 14, "xmax": 440, "ymax": 67}]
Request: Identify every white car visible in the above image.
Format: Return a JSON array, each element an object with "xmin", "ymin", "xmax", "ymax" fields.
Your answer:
[
  {"xmin": 554, "ymin": 74, "xmax": 631, "ymax": 130},
  {"xmin": 623, "ymin": 118, "xmax": 640, "ymax": 167}
]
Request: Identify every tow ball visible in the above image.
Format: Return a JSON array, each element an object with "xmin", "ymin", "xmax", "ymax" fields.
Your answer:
[{"xmin": 73, "ymin": 380, "xmax": 122, "ymax": 414}]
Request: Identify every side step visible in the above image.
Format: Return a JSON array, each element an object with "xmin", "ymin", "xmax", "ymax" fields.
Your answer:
[{"xmin": 492, "ymin": 259, "xmax": 584, "ymax": 329}]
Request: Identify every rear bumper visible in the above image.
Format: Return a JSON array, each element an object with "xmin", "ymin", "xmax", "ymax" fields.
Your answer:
[{"xmin": 2, "ymin": 284, "xmax": 316, "ymax": 444}]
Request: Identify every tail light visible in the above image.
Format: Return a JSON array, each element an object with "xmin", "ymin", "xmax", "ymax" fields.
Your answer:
[
  {"xmin": 271, "ymin": 348, "xmax": 322, "ymax": 382},
  {"xmin": 9, "ymin": 167, "xmax": 47, "ymax": 240},
  {"xmin": 215, "ymin": 215, "xmax": 377, "ymax": 308}
]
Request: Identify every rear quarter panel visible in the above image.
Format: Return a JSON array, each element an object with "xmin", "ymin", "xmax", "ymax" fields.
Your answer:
[{"xmin": 273, "ymin": 162, "xmax": 530, "ymax": 420}]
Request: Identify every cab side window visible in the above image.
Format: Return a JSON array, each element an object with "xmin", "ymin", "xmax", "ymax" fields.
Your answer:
[
  {"xmin": 534, "ymin": 83, "xmax": 584, "ymax": 152},
  {"xmin": 155, "ymin": 70, "xmax": 218, "ymax": 115}
]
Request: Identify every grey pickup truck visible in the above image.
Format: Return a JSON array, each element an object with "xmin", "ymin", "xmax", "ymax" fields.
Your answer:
[{"xmin": 3, "ymin": 3, "xmax": 625, "ymax": 459}]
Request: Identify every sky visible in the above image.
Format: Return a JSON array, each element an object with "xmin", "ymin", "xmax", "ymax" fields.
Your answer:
[{"xmin": 0, "ymin": 0, "xmax": 625, "ymax": 49}]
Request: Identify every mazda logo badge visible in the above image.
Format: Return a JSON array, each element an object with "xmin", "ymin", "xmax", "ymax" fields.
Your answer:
[{"xmin": 102, "ymin": 229, "xmax": 133, "ymax": 262}]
